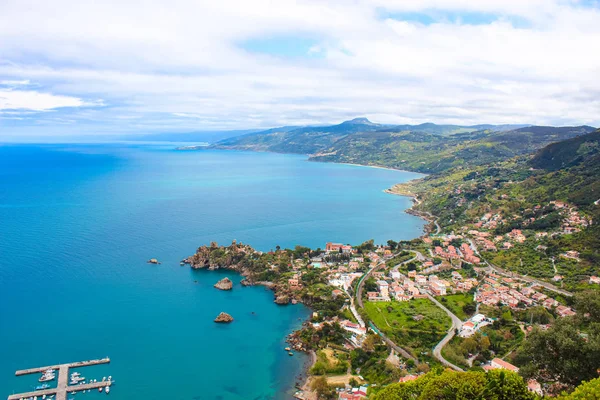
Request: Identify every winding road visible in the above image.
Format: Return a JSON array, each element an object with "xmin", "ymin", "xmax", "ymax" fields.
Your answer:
[
  {"xmin": 467, "ymin": 239, "xmax": 573, "ymax": 297},
  {"xmin": 355, "ymin": 251, "xmax": 420, "ymax": 362},
  {"xmin": 427, "ymin": 293, "xmax": 464, "ymax": 371}
]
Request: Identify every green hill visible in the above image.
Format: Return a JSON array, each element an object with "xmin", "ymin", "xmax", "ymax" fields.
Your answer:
[
  {"xmin": 391, "ymin": 129, "xmax": 600, "ymax": 287},
  {"xmin": 211, "ymin": 119, "xmax": 570, "ymax": 173},
  {"xmin": 311, "ymin": 125, "xmax": 596, "ymax": 173}
]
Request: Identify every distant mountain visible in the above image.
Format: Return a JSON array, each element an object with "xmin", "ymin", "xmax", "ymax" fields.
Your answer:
[
  {"xmin": 215, "ymin": 118, "xmax": 385, "ymax": 154},
  {"xmin": 212, "ymin": 118, "xmax": 531, "ymax": 156},
  {"xmin": 378, "ymin": 123, "xmax": 528, "ymax": 135}
]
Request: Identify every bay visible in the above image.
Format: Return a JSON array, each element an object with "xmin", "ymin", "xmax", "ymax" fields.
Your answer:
[{"xmin": 0, "ymin": 143, "xmax": 425, "ymax": 399}]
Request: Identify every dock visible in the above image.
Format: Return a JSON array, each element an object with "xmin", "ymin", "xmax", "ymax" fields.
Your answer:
[
  {"xmin": 14, "ymin": 357, "xmax": 110, "ymax": 376},
  {"xmin": 7, "ymin": 358, "xmax": 112, "ymax": 400}
]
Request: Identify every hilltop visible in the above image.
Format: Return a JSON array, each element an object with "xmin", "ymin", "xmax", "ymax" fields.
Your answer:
[{"xmin": 206, "ymin": 119, "xmax": 594, "ymax": 173}]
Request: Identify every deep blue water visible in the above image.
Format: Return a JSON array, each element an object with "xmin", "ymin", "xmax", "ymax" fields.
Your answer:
[{"xmin": 0, "ymin": 144, "xmax": 425, "ymax": 399}]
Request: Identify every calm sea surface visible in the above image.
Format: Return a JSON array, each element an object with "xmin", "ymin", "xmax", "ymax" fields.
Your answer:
[{"xmin": 0, "ymin": 144, "xmax": 425, "ymax": 399}]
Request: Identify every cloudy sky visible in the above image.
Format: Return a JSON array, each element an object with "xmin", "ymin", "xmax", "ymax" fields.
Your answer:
[{"xmin": 1, "ymin": 0, "xmax": 599, "ymax": 139}]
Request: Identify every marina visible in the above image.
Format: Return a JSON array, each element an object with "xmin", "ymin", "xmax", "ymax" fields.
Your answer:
[{"xmin": 7, "ymin": 358, "xmax": 112, "ymax": 400}]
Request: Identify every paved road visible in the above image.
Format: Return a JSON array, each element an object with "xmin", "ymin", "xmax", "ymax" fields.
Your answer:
[
  {"xmin": 427, "ymin": 294, "xmax": 464, "ymax": 371},
  {"xmin": 355, "ymin": 253, "xmax": 418, "ymax": 362},
  {"xmin": 344, "ymin": 289, "xmax": 365, "ymax": 328},
  {"xmin": 468, "ymin": 239, "xmax": 573, "ymax": 297}
]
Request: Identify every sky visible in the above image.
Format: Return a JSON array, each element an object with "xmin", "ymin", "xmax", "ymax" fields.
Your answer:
[{"xmin": 0, "ymin": 0, "xmax": 599, "ymax": 139}]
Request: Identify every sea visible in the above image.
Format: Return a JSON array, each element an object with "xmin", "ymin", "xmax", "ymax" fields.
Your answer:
[{"xmin": 0, "ymin": 143, "xmax": 425, "ymax": 399}]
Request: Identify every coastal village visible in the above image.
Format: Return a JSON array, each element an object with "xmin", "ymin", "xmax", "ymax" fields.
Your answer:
[
  {"xmin": 157, "ymin": 187, "xmax": 599, "ymax": 400},
  {"xmin": 178, "ymin": 203, "xmax": 598, "ymax": 400}
]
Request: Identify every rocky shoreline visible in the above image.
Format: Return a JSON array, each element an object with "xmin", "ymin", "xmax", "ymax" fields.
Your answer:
[
  {"xmin": 182, "ymin": 241, "xmax": 300, "ymax": 306},
  {"xmin": 182, "ymin": 240, "xmax": 317, "ymax": 395}
]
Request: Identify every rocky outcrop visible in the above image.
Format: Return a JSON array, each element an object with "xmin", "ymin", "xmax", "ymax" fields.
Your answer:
[
  {"xmin": 274, "ymin": 295, "xmax": 290, "ymax": 305},
  {"xmin": 214, "ymin": 312, "xmax": 234, "ymax": 323},
  {"xmin": 185, "ymin": 240, "xmax": 251, "ymax": 270},
  {"xmin": 214, "ymin": 277, "xmax": 233, "ymax": 290},
  {"xmin": 147, "ymin": 258, "xmax": 161, "ymax": 264}
]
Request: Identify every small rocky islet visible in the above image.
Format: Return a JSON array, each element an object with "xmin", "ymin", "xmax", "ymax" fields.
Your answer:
[
  {"xmin": 214, "ymin": 277, "xmax": 233, "ymax": 290},
  {"xmin": 214, "ymin": 312, "xmax": 234, "ymax": 323}
]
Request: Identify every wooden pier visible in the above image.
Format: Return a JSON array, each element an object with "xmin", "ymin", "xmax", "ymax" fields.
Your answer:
[{"xmin": 7, "ymin": 358, "xmax": 112, "ymax": 400}]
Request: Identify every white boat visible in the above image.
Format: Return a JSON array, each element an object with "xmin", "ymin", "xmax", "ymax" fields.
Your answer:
[
  {"xmin": 106, "ymin": 386, "xmax": 110, "ymax": 394},
  {"xmin": 38, "ymin": 372, "xmax": 55, "ymax": 382},
  {"xmin": 99, "ymin": 387, "xmax": 103, "ymax": 392}
]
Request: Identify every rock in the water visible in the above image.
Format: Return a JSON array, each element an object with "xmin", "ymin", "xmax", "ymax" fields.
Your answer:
[
  {"xmin": 214, "ymin": 277, "xmax": 233, "ymax": 290},
  {"xmin": 147, "ymin": 258, "xmax": 160, "ymax": 264},
  {"xmin": 214, "ymin": 312, "xmax": 234, "ymax": 323},
  {"xmin": 274, "ymin": 295, "xmax": 290, "ymax": 305}
]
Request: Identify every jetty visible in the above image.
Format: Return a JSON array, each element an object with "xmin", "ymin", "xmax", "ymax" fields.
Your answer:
[{"xmin": 7, "ymin": 358, "xmax": 111, "ymax": 400}]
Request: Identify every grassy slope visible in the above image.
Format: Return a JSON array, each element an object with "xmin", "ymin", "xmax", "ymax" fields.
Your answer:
[{"xmin": 364, "ymin": 299, "xmax": 451, "ymax": 357}]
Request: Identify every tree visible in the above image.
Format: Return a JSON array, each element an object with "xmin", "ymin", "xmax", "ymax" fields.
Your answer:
[
  {"xmin": 558, "ymin": 377, "xmax": 600, "ymax": 399},
  {"xmin": 349, "ymin": 378, "xmax": 358, "ymax": 387},
  {"xmin": 372, "ymin": 370, "xmax": 537, "ymax": 400},
  {"xmin": 482, "ymin": 370, "xmax": 536, "ymax": 400},
  {"xmin": 518, "ymin": 318, "xmax": 600, "ymax": 388},
  {"xmin": 387, "ymin": 240, "xmax": 398, "ymax": 251},
  {"xmin": 575, "ymin": 290, "xmax": 600, "ymax": 323},
  {"xmin": 311, "ymin": 376, "xmax": 333, "ymax": 399},
  {"xmin": 463, "ymin": 303, "xmax": 477, "ymax": 316}
]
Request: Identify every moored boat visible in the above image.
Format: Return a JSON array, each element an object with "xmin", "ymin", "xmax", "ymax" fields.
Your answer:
[{"xmin": 38, "ymin": 371, "xmax": 55, "ymax": 382}]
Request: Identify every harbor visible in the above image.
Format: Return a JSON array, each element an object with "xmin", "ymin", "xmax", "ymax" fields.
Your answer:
[{"xmin": 7, "ymin": 358, "xmax": 113, "ymax": 400}]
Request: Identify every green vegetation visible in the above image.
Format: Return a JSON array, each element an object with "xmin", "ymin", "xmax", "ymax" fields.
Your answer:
[
  {"xmin": 372, "ymin": 369, "xmax": 537, "ymax": 400},
  {"xmin": 310, "ymin": 348, "xmax": 350, "ymax": 375},
  {"xmin": 385, "ymin": 251, "xmax": 412, "ymax": 268},
  {"xmin": 514, "ymin": 292, "xmax": 600, "ymax": 390},
  {"xmin": 364, "ymin": 299, "xmax": 451, "ymax": 358},
  {"xmin": 392, "ymin": 129, "xmax": 600, "ymax": 288},
  {"xmin": 211, "ymin": 119, "xmax": 595, "ymax": 174},
  {"xmin": 350, "ymin": 335, "xmax": 401, "ymax": 384},
  {"xmin": 437, "ymin": 293, "xmax": 475, "ymax": 320}
]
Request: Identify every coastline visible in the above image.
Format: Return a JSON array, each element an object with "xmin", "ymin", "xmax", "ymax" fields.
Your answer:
[
  {"xmin": 178, "ymin": 147, "xmax": 436, "ymax": 396},
  {"xmin": 188, "ymin": 261, "xmax": 317, "ymax": 398}
]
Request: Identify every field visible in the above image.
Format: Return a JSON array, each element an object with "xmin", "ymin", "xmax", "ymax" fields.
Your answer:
[
  {"xmin": 364, "ymin": 299, "xmax": 451, "ymax": 357},
  {"xmin": 436, "ymin": 293, "xmax": 476, "ymax": 320}
]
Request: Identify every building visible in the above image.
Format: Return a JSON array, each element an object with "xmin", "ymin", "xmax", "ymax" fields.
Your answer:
[
  {"xmin": 399, "ymin": 375, "xmax": 419, "ymax": 383},
  {"xmin": 556, "ymin": 305, "xmax": 576, "ymax": 317},
  {"xmin": 430, "ymin": 281, "xmax": 446, "ymax": 296},
  {"xmin": 590, "ymin": 276, "xmax": 600, "ymax": 284},
  {"xmin": 527, "ymin": 379, "xmax": 543, "ymax": 396},
  {"xmin": 376, "ymin": 280, "xmax": 389, "ymax": 298},
  {"xmin": 326, "ymin": 242, "xmax": 343, "ymax": 252},
  {"xmin": 489, "ymin": 358, "xmax": 519, "ymax": 372}
]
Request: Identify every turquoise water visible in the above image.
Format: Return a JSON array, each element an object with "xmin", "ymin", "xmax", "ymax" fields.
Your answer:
[{"xmin": 0, "ymin": 144, "xmax": 425, "ymax": 399}]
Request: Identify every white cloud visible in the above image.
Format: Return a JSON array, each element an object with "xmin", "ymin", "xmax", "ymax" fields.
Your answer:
[
  {"xmin": 0, "ymin": 0, "xmax": 598, "ymax": 135},
  {"xmin": 0, "ymin": 89, "xmax": 87, "ymax": 111},
  {"xmin": 0, "ymin": 79, "xmax": 30, "ymax": 86}
]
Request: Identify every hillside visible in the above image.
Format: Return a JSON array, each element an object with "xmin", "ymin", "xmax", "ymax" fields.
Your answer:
[
  {"xmin": 390, "ymin": 129, "xmax": 600, "ymax": 288},
  {"xmin": 211, "ymin": 119, "xmax": 594, "ymax": 173},
  {"xmin": 311, "ymin": 125, "xmax": 596, "ymax": 173}
]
